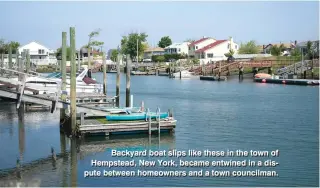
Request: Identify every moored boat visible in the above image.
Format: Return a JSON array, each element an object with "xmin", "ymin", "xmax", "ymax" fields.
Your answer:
[
  {"xmin": 106, "ymin": 112, "xmax": 169, "ymax": 121},
  {"xmin": 255, "ymin": 73, "xmax": 272, "ymax": 79}
]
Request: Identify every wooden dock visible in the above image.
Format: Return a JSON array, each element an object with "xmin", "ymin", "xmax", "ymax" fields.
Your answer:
[
  {"xmin": 79, "ymin": 118, "xmax": 176, "ymax": 136},
  {"xmin": 254, "ymin": 78, "xmax": 320, "ymax": 86}
]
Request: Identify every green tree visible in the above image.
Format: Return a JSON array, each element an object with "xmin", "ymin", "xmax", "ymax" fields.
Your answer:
[
  {"xmin": 0, "ymin": 40, "xmax": 20, "ymax": 54},
  {"xmin": 290, "ymin": 48, "xmax": 301, "ymax": 57},
  {"xmin": 120, "ymin": 32, "xmax": 148, "ymax": 60},
  {"xmin": 158, "ymin": 36, "xmax": 172, "ymax": 48},
  {"xmin": 110, "ymin": 49, "xmax": 119, "ymax": 62},
  {"xmin": 85, "ymin": 29, "xmax": 104, "ymax": 53},
  {"xmin": 270, "ymin": 44, "xmax": 285, "ymax": 56},
  {"xmin": 238, "ymin": 40, "xmax": 259, "ymax": 54},
  {"xmin": 152, "ymin": 55, "xmax": 166, "ymax": 62},
  {"xmin": 224, "ymin": 49, "xmax": 235, "ymax": 57},
  {"xmin": 184, "ymin": 38, "xmax": 195, "ymax": 43},
  {"xmin": 56, "ymin": 46, "xmax": 71, "ymax": 61}
]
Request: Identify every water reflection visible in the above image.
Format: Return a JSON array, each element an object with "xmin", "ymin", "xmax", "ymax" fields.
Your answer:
[
  {"xmin": 0, "ymin": 128, "xmax": 176, "ymax": 187},
  {"xmin": 18, "ymin": 103, "xmax": 25, "ymax": 162}
]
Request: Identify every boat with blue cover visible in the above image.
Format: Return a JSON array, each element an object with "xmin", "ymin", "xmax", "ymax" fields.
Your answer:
[{"xmin": 106, "ymin": 112, "xmax": 169, "ymax": 121}]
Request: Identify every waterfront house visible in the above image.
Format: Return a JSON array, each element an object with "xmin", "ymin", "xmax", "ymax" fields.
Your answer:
[
  {"xmin": 164, "ymin": 42, "xmax": 190, "ymax": 56},
  {"xmin": 18, "ymin": 41, "xmax": 57, "ymax": 66},
  {"xmin": 295, "ymin": 40, "xmax": 319, "ymax": 59},
  {"xmin": 188, "ymin": 37, "xmax": 239, "ymax": 64},
  {"xmin": 262, "ymin": 41, "xmax": 296, "ymax": 55},
  {"xmin": 143, "ymin": 47, "xmax": 165, "ymax": 60}
]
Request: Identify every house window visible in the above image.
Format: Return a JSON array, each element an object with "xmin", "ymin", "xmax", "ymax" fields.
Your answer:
[
  {"xmin": 189, "ymin": 47, "xmax": 191, "ymax": 50},
  {"xmin": 207, "ymin": 53, "xmax": 213, "ymax": 58},
  {"xmin": 38, "ymin": 49, "xmax": 41, "ymax": 54},
  {"xmin": 178, "ymin": 48, "xmax": 181, "ymax": 52},
  {"xmin": 227, "ymin": 44, "xmax": 230, "ymax": 49},
  {"xmin": 235, "ymin": 45, "xmax": 238, "ymax": 49},
  {"xmin": 196, "ymin": 46, "xmax": 198, "ymax": 49}
]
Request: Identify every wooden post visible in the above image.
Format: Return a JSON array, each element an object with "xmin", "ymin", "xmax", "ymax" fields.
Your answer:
[
  {"xmin": 60, "ymin": 31, "xmax": 68, "ymax": 127},
  {"xmin": 70, "ymin": 27, "xmax": 77, "ymax": 134},
  {"xmin": 116, "ymin": 54, "xmax": 120, "ymax": 107},
  {"xmin": 219, "ymin": 61, "xmax": 221, "ymax": 79},
  {"xmin": 0, "ymin": 54, "xmax": 3, "ymax": 76},
  {"xmin": 26, "ymin": 50, "xmax": 30, "ymax": 74},
  {"xmin": 15, "ymin": 50, "xmax": 19, "ymax": 71},
  {"xmin": 126, "ymin": 55, "xmax": 131, "ymax": 107},
  {"xmin": 102, "ymin": 51, "xmax": 107, "ymax": 95},
  {"xmin": 179, "ymin": 60, "xmax": 182, "ymax": 79},
  {"xmin": 311, "ymin": 59, "xmax": 314, "ymax": 79},
  {"xmin": 77, "ymin": 52, "xmax": 81, "ymax": 72},
  {"xmin": 9, "ymin": 46, "xmax": 12, "ymax": 76},
  {"xmin": 148, "ymin": 109, "xmax": 151, "ymax": 135},
  {"xmin": 88, "ymin": 47, "xmax": 91, "ymax": 70},
  {"xmin": 61, "ymin": 32, "xmax": 67, "ymax": 101}
]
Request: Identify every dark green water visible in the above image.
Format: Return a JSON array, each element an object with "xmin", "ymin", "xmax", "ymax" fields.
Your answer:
[{"xmin": 0, "ymin": 73, "xmax": 318, "ymax": 186}]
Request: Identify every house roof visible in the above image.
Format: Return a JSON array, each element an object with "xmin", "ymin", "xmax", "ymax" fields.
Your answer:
[
  {"xmin": 188, "ymin": 37, "xmax": 210, "ymax": 46},
  {"xmin": 144, "ymin": 47, "xmax": 164, "ymax": 52},
  {"xmin": 195, "ymin": 40, "xmax": 227, "ymax": 53},
  {"xmin": 19, "ymin": 41, "xmax": 50, "ymax": 51},
  {"xmin": 165, "ymin": 42, "xmax": 190, "ymax": 49}
]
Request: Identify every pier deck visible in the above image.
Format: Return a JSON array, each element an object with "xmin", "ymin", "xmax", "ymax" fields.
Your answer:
[{"xmin": 79, "ymin": 119, "xmax": 177, "ymax": 135}]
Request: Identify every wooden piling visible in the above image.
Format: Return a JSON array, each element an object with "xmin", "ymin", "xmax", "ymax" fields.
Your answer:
[
  {"xmin": 26, "ymin": 50, "xmax": 30, "ymax": 73},
  {"xmin": 126, "ymin": 55, "xmax": 131, "ymax": 107},
  {"xmin": 70, "ymin": 27, "xmax": 77, "ymax": 134},
  {"xmin": 15, "ymin": 50, "xmax": 19, "ymax": 71},
  {"xmin": 61, "ymin": 32, "xmax": 67, "ymax": 100},
  {"xmin": 0, "ymin": 54, "xmax": 3, "ymax": 76},
  {"xmin": 9, "ymin": 46, "xmax": 12, "ymax": 76},
  {"xmin": 179, "ymin": 60, "xmax": 182, "ymax": 79},
  {"xmin": 88, "ymin": 47, "xmax": 91, "ymax": 70},
  {"xmin": 116, "ymin": 54, "xmax": 121, "ymax": 107},
  {"xmin": 77, "ymin": 52, "xmax": 81, "ymax": 72},
  {"xmin": 102, "ymin": 52, "xmax": 107, "ymax": 95}
]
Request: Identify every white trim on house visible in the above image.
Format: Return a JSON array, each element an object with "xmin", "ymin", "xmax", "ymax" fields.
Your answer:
[
  {"xmin": 18, "ymin": 41, "xmax": 57, "ymax": 65},
  {"xmin": 165, "ymin": 42, "xmax": 190, "ymax": 55}
]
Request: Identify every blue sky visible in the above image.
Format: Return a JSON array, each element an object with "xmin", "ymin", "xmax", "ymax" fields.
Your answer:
[{"xmin": 0, "ymin": 1, "xmax": 318, "ymax": 50}]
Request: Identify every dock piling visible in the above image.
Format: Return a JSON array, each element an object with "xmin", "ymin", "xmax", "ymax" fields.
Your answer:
[
  {"xmin": 60, "ymin": 32, "xmax": 67, "ymax": 122},
  {"xmin": 0, "ymin": 54, "xmax": 3, "ymax": 76},
  {"xmin": 26, "ymin": 50, "xmax": 30, "ymax": 73},
  {"xmin": 126, "ymin": 55, "xmax": 131, "ymax": 107},
  {"xmin": 77, "ymin": 52, "xmax": 81, "ymax": 72},
  {"xmin": 116, "ymin": 54, "xmax": 121, "ymax": 107},
  {"xmin": 102, "ymin": 51, "xmax": 107, "ymax": 95},
  {"xmin": 70, "ymin": 27, "xmax": 77, "ymax": 135},
  {"xmin": 9, "ymin": 46, "xmax": 12, "ymax": 77}
]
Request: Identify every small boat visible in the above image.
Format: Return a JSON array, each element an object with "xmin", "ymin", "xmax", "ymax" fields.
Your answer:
[
  {"xmin": 255, "ymin": 73, "xmax": 272, "ymax": 79},
  {"xmin": 106, "ymin": 112, "xmax": 168, "ymax": 121},
  {"xmin": 172, "ymin": 70, "xmax": 194, "ymax": 78}
]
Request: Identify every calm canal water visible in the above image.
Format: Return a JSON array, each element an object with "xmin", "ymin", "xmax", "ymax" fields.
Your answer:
[{"xmin": 0, "ymin": 73, "xmax": 318, "ymax": 186}]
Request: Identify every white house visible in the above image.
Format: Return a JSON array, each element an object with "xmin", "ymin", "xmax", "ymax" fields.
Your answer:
[
  {"xmin": 188, "ymin": 37, "xmax": 216, "ymax": 57},
  {"xmin": 189, "ymin": 37, "xmax": 239, "ymax": 64},
  {"xmin": 18, "ymin": 41, "xmax": 57, "ymax": 65},
  {"xmin": 164, "ymin": 42, "xmax": 190, "ymax": 56}
]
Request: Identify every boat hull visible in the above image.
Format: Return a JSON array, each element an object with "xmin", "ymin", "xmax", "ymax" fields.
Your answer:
[{"xmin": 106, "ymin": 113, "xmax": 168, "ymax": 121}]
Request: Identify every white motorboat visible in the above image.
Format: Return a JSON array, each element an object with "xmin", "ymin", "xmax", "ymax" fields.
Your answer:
[
  {"xmin": 10, "ymin": 68, "xmax": 103, "ymax": 95},
  {"xmin": 172, "ymin": 70, "xmax": 194, "ymax": 78}
]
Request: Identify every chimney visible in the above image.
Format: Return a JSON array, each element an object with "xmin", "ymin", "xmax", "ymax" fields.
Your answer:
[{"xmin": 294, "ymin": 40, "xmax": 297, "ymax": 45}]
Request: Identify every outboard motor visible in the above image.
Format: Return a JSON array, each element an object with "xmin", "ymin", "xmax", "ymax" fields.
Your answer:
[{"xmin": 88, "ymin": 69, "xmax": 92, "ymax": 78}]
